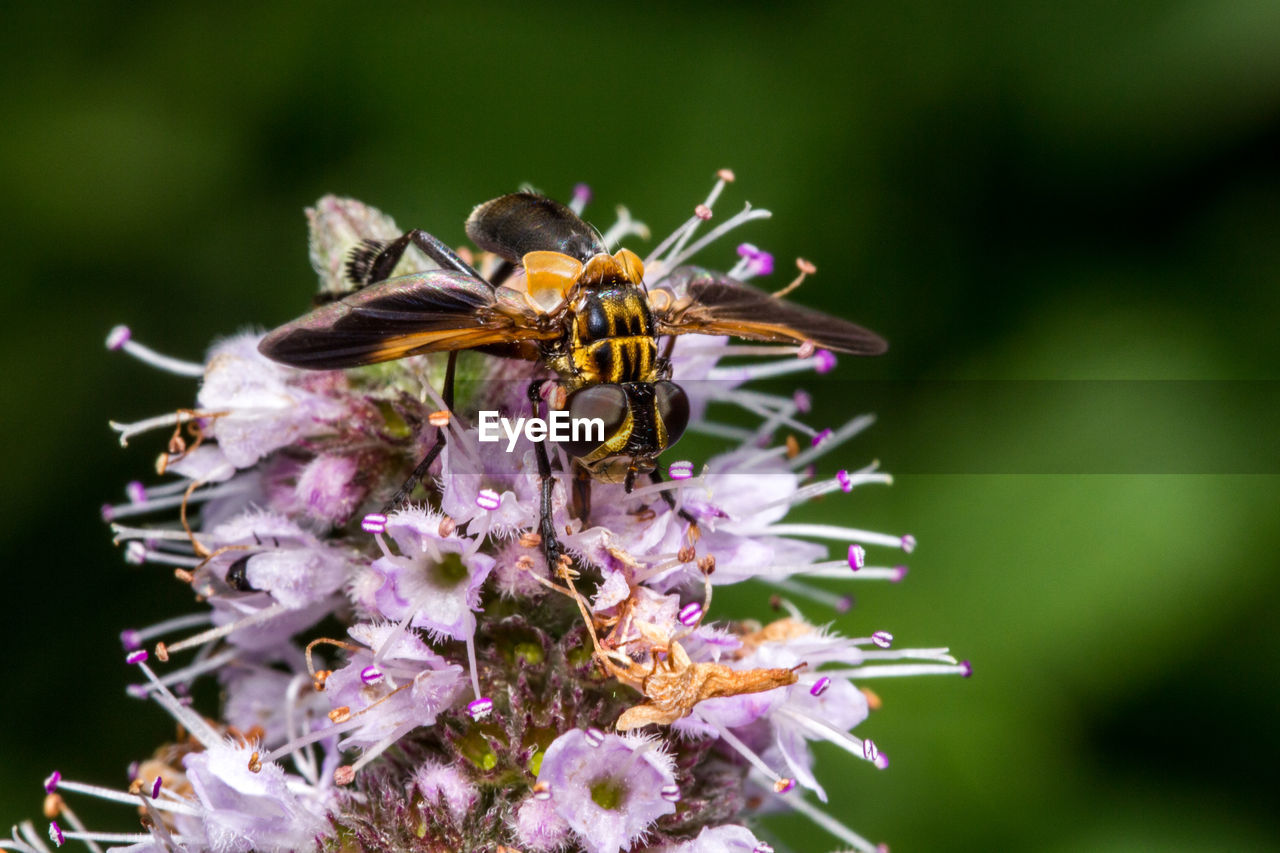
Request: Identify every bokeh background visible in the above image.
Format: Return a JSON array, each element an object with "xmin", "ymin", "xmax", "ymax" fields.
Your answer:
[{"xmin": 2, "ymin": 2, "xmax": 1278, "ymax": 850}]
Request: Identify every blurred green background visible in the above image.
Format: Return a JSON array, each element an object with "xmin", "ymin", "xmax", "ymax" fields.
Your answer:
[{"xmin": 2, "ymin": 2, "xmax": 1277, "ymax": 850}]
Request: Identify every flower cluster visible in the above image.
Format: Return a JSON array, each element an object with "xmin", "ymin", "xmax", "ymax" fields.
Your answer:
[{"xmin": 16, "ymin": 173, "xmax": 968, "ymax": 853}]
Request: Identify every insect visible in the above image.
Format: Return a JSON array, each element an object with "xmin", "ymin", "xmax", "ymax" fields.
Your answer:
[{"xmin": 258, "ymin": 191, "xmax": 887, "ymax": 564}]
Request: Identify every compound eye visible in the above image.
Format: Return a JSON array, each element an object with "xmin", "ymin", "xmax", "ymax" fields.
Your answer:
[
  {"xmin": 561, "ymin": 384, "xmax": 628, "ymax": 458},
  {"xmin": 654, "ymin": 381, "xmax": 690, "ymax": 449}
]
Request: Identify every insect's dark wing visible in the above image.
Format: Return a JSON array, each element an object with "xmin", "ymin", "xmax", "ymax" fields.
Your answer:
[
  {"xmin": 466, "ymin": 192, "xmax": 606, "ymax": 264},
  {"xmin": 654, "ymin": 266, "xmax": 888, "ymax": 355},
  {"xmin": 259, "ymin": 270, "xmax": 555, "ymax": 369}
]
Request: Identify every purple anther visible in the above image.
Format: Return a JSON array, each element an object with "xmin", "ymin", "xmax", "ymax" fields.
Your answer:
[
  {"xmin": 810, "ymin": 676, "xmax": 831, "ymax": 697},
  {"xmin": 678, "ymin": 602, "xmax": 702, "ymax": 627},
  {"xmin": 120, "ymin": 629, "xmax": 142, "ymax": 651},
  {"xmin": 43, "ymin": 771, "xmax": 60, "ymax": 794},
  {"xmin": 695, "ymin": 203, "xmax": 713, "ymax": 220},
  {"xmin": 476, "ymin": 489, "xmax": 501, "ymax": 511},
  {"xmin": 359, "ymin": 665, "xmax": 383, "ymax": 685},
  {"xmin": 585, "ymin": 727, "xmax": 605, "ymax": 748},
  {"xmin": 793, "ymin": 389, "xmax": 812, "ymax": 413},
  {"xmin": 467, "ymin": 697, "xmax": 494, "ymax": 720},
  {"xmin": 105, "ymin": 325, "xmax": 131, "ymax": 350},
  {"xmin": 900, "ymin": 534, "xmax": 917, "ymax": 554},
  {"xmin": 151, "ymin": 776, "xmax": 163, "ymax": 799},
  {"xmin": 100, "ymin": 503, "xmax": 115, "ymax": 522},
  {"xmin": 125, "ymin": 542, "xmax": 148, "ymax": 565},
  {"xmin": 836, "ymin": 469, "xmax": 853, "ymax": 493},
  {"xmin": 48, "ymin": 821, "xmax": 64, "ymax": 847},
  {"xmin": 891, "ymin": 565, "xmax": 909, "ymax": 583},
  {"xmin": 668, "ymin": 460, "xmax": 694, "ymax": 480},
  {"xmin": 361, "ymin": 513, "xmax": 387, "ymax": 534},
  {"xmin": 126, "ymin": 481, "xmax": 147, "ymax": 504},
  {"xmin": 863, "ymin": 739, "xmax": 879, "ymax": 762},
  {"xmin": 660, "ymin": 784, "xmax": 681, "ymax": 802},
  {"xmin": 814, "ymin": 349, "xmax": 837, "ymax": 374},
  {"xmin": 573, "ymin": 183, "xmax": 593, "ymax": 204},
  {"xmin": 836, "ymin": 595, "xmax": 854, "ymax": 614},
  {"xmin": 871, "ymin": 630, "xmax": 893, "ymax": 649},
  {"xmin": 811, "ymin": 428, "xmax": 833, "ymax": 447},
  {"xmin": 848, "ymin": 544, "xmax": 866, "ymax": 571},
  {"xmin": 960, "ymin": 660, "xmax": 973, "ymax": 678},
  {"xmin": 749, "ymin": 251, "xmax": 774, "ymax": 277},
  {"xmin": 126, "ymin": 649, "xmax": 149, "ymax": 665},
  {"xmin": 126, "ymin": 684, "xmax": 149, "ymax": 699}
]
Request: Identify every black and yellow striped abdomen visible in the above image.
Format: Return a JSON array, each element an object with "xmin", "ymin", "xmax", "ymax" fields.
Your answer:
[{"xmin": 567, "ymin": 284, "xmax": 659, "ymax": 386}]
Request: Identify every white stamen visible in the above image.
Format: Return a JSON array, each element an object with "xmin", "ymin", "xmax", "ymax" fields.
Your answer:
[
  {"xmin": 624, "ymin": 475, "xmax": 707, "ymax": 501},
  {"xmin": 3, "ymin": 822, "xmax": 49, "ymax": 853},
  {"xmin": 772, "ymin": 781, "xmax": 882, "ymax": 853},
  {"xmin": 50, "ymin": 780, "xmax": 199, "ymax": 816},
  {"xmin": 110, "ymin": 525, "xmax": 202, "ymax": 545},
  {"xmin": 120, "ymin": 612, "xmax": 212, "ymax": 650},
  {"xmin": 777, "ymin": 708, "xmax": 888, "ymax": 769},
  {"xmin": 126, "ymin": 648, "xmax": 238, "ymax": 698},
  {"xmin": 600, "ymin": 205, "xmax": 650, "ymax": 248},
  {"xmin": 132, "ymin": 660, "xmax": 221, "ymax": 748},
  {"xmin": 755, "ymin": 471, "xmax": 892, "ymax": 513},
  {"xmin": 106, "ymin": 327, "xmax": 205, "ymax": 377},
  {"xmin": 703, "ymin": 716, "xmax": 791, "ymax": 789},
  {"xmin": 686, "ymin": 420, "xmax": 755, "ymax": 442},
  {"xmin": 787, "ymin": 563, "xmax": 908, "ymax": 582},
  {"xmin": 108, "ymin": 410, "xmax": 207, "ymax": 447},
  {"xmin": 820, "ymin": 662, "xmax": 969, "ymax": 679},
  {"xmin": 41, "ymin": 804, "xmax": 99, "ymax": 853},
  {"xmin": 788, "ymin": 415, "xmax": 877, "ymax": 470},
  {"xmin": 753, "ymin": 523, "xmax": 908, "ymax": 551},
  {"xmin": 103, "ymin": 480, "xmax": 252, "ymax": 521},
  {"xmin": 124, "ymin": 547, "xmax": 202, "ymax": 568},
  {"xmin": 160, "ymin": 602, "xmax": 290, "ymax": 656},
  {"xmin": 284, "ymin": 673, "xmax": 320, "ymax": 784},
  {"xmin": 52, "ymin": 833, "xmax": 162, "ymax": 846},
  {"xmin": 763, "ymin": 577, "xmax": 852, "ymax": 612},
  {"xmin": 707, "ymin": 352, "xmax": 825, "ymax": 382},
  {"xmin": 669, "ymin": 205, "xmax": 773, "ymax": 268}
]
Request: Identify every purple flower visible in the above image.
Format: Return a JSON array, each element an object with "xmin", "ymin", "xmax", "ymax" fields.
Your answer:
[
  {"xmin": 537, "ymin": 729, "xmax": 678, "ymax": 853},
  {"xmin": 363, "ymin": 507, "xmax": 495, "ymax": 641},
  {"xmin": 60, "ymin": 178, "xmax": 970, "ymax": 853},
  {"xmin": 181, "ymin": 741, "xmax": 330, "ymax": 852},
  {"xmin": 322, "ymin": 622, "xmax": 465, "ymax": 755}
]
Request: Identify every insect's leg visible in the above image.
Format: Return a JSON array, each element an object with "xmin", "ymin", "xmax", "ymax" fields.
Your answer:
[
  {"xmin": 650, "ymin": 466, "xmax": 700, "ymax": 531},
  {"xmin": 488, "ymin": 259, "xmax": 516, "ymax": 286},
  {"xmin": 528, "ymin": 379, "xmax": 565, "ymax": 569},
  {"xmin": 381, "ymin": 350, "xmax": 458, "ymax": 512},
  {"xmin": 571, "ymin": 465, "xmax": 593, "ymax": 525},
  {"xmin": 362, "ymin": 229, "xmax": 484, "ymax": 284}
]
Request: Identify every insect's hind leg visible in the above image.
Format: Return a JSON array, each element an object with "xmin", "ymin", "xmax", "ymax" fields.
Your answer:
[
  {"xmin": 380, "ymin": 350, "xmax": 458, "ymax": 513},
  {"xmin": 528, "ymin": 380, "xmax": 566, "ymax": 570},
  {"xmin": 354, "ymin": 228, "xmax": 484, "ymax": 285}
]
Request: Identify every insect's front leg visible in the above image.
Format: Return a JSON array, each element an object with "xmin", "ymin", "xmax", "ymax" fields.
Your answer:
[
  {"xmin": 527, "ymin": 379, "xmax": 565, "ymax": 570},
  {"xmin": 650, "ymin": 466, "xmax": 700, "ymax": 533},
  {"xmin": 572, "ymin": 465, "xmax": 594, "ymax": 525}
]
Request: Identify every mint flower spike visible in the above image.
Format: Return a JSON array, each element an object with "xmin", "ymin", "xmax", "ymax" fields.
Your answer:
[{"xmin": 49, "ymin": 175, "xmax": 968, "ymax": 851}]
